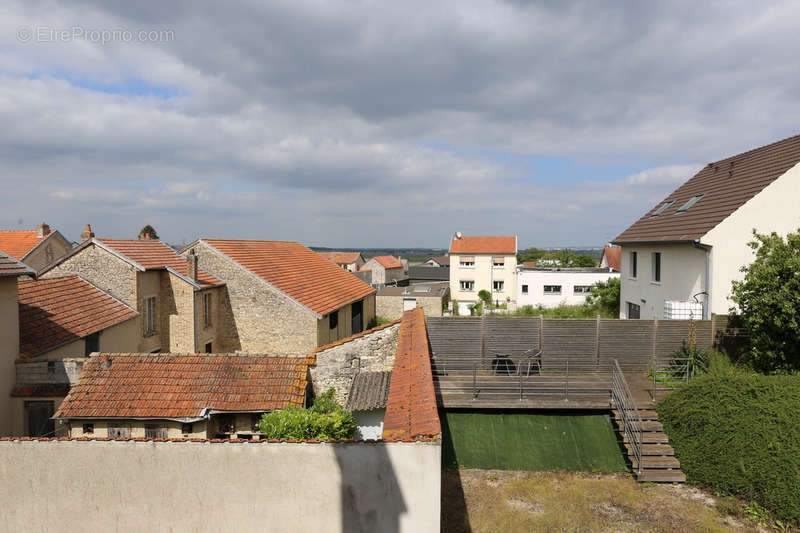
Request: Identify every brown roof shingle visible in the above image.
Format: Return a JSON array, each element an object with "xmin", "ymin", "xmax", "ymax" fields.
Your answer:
[
  {"xmin": 98, "ymin": 239, "xmax": 223, "ymax": 289},
  {"xmin": 200, "ymin": 239, "xmax": 375, "ymax": 316},
  {"xmin": 449, "ymin": 235, "xmax": 517, "ymax": 254},
  {"xmin": 54, "ymin": 353, "xmax": 312, "ymax": 419},
  {"xmin": 382, "ymin": 308, "xmax": 441, "ymax": 441},
  {"xmin": 0, "ymin": 249, "xmax": 36, "ymax": 277},
  {"xmin": 614, "ymin": 133, "xmax": 800, "ymax": 244},
  {"xmin": 18, "ymin": 276, "xmax": 138, "ymax": 358}
]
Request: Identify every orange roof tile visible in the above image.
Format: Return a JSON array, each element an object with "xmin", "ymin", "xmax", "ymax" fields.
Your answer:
[
  {"xmin": 0, "ymin": 230, "xmax": 46, "ymax": 261},
  {"xmin": 0, "ymin": 249, "xmax": 36, "ymax": 277},
  {"xmin": 317, "ymin": 251, "xmax": 363, "ymax": 265},
  {"xmin": 200, "ymin": 239, "xmax": 375, "ymax": 316},
  {"xmin": 382, "ymin": 308, "xmax": 441, "ymax": 442},
  {"xmin": 370, "ymin": 255, "xmax": 404, "ymax": 269},
  {"xmin": 18, "ymin": 276, "xmax": 138, "ymax": 358},
  {"xmin": 54, "ymin": 353, "xmax": 312, "ymax": 419},
  {"xmin": 449, "ymin": 235, "xmax": 517, "ymax": 254},
  {"xmin": 601, "ymin": 245, "xmax": 622, "ymax": 271},
  {"xmin": 97, "ymin": 239, "xmax": 223, "ymax": 289}
]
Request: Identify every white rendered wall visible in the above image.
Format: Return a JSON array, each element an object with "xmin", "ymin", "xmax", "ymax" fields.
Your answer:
[
  {"xmin": 517, "ymin": 270, "xmax": 619, "ymax": 308},
  {"xmin": 449, "ymin": 253, "xmax": 517, "ymax": 304}
]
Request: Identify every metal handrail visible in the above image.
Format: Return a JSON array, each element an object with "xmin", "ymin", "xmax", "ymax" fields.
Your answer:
[
  {"xmin": 651, "ymin": 357, "xmax": 691, "ymax": 401},
  {"xmin": 611, "ymin": 358, "xmax": 643, "ymax": 476}
]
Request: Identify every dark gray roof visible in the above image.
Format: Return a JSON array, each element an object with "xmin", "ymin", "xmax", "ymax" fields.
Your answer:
[
  {"xmin": 346, "ymin": 371, "xmax": 392, "ymax": 411},
  {"xmin": 518, "ymin": 266, "xmax": 615, "ymax": 273},
  {"xmin": 0, "ymin": 249, "xmax": 36, "ymax": 278},
  {"xmin": 408, "ymin": 265, "xmax": 449, "ymax": 281},
  {"xmin": 377, "ymin": 282, "xmax": 448, "ymax": 297}
]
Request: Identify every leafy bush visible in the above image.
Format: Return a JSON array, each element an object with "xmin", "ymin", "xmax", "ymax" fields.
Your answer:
[
  {"xmin": 658, "ymin": 365, "xmax": 800, "ymax": 524},
  {"xmin": 258, "ymin": 389, "xmax": 356, "ymax": 440},
  {"xmin": 584, "ymin": 277, "xmax": 620, "ymax": 318},
  {"xmin": 477, "ymin": 290, "xmax": 492, "ymax": 305},
  {"xmin": 510, "ymin": 303, "xmax": 595, "ymax": 318},
  {"xmin": 367, "ymin": 315, "xmax": 392, "ymax": 328},
  {"xmin": 472, "ymin": 301, "xmax": 483, "ymax": 316}
]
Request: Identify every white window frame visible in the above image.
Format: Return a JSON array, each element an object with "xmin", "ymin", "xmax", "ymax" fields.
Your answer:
[
  {"xmin": 459, "ymin": 256, "xmax": 475, "ymax": 268},
  {"xmin": 492, "ymin": 280, "xmax": 504, "ymax": 292},
  {"xmin": 651, "ymin": 252, "xmax": 661, "ymax": 284},
  {"xmin": 573, "ymin": 285, "xmax": 592, "ymax": 294},
  {"xmin": 459, "ymin": 280, "xmax": 475, "ymax": 292},
  {"xmin": 492, "ymin": 257, "xmax": 505, "ymax": 268},
  {"xmin": 543, "ymin": 285, "xmax": 562, "ymax": 295},
  {"xmin": 145, "ymin": 296, "xmax": 156, "ymax": 335}
]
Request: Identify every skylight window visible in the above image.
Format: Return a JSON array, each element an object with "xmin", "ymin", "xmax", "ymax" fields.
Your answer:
[
  {"xmin": 651, "ymin": 200, "xmax": 675, "ymax": 217},
  {"xmin": 676, "ymin": 194, "xmax": 705, "ymax": 212}
]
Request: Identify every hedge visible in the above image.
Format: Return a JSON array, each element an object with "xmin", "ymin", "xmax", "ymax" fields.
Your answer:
[{"xmin": 658, "ymin": 365, "xmax": 800, "ymax": 524}]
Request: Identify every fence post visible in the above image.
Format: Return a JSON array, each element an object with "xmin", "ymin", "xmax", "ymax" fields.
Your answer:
[
  {"xmin": 480, "ymin": 315, "xmax": 486, "ymax": 366},
  {"xmin": 710, "ymin": 313, "xmax": 717, "ymax": 347},
  {"xmin": 652, "ymin": 317, "xmax": 659, "ymax": 366},
  {"xmin": 473, "ymin": 363, "xmax": 477, "ymax": 399},
  {"xmin": 538, "ymin": 314, "xmax": 544, "ymax": 352},
  {"xmin": 519, "ymin": 370, "xmax": 523, "ymax": 400},
  {"xmin": 595, "ymin": 314, "xmax": 601, "ymax": 366},
  {"xmin": 564, "ymin": 360, "xmax": 569, "ymax": 401}
]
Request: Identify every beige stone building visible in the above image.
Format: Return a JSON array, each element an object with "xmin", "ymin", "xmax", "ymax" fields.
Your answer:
[
  {"xmin": 55, "ymin": 353, "xmax": 312, "ymax": 439},
  {"xmin": 181, "ymin": 239, "xmax": 376, "ymax": 354},
  {"xmin": 376, "ymin": 282, "xmax": 449, "ymax": 319},
  {"xmin": 0, "ymin": 223, "xmax": 72, "ymax": 272},
  {"xmin": 317, "ymin": 251, "xmax": 366, "ymax": 272},
  {"xmin": 360, "ymin": 255, "xmax": 405, "ymax": 286},
  {"xmin": 448, "ymin": 233, "xmax": 518, "ymax": 312},
  {"xmin": 0, "ymin": 250, "xmax": 36, "ymax": 437},
  {"xmin": 40, "ymin": 229, "xmax": 225, "ymax": 353}
]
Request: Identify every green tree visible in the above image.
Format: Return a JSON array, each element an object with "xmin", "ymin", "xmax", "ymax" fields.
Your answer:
[
  {"xmin": 730, "ymin": 229, "xmax": 800, "ymax": 372},
  {"xmin": 585, "ymin": 277, "xmax": 620, "ymax": 318},
  {"xmin": 138, "ymin": 225, "xmax": 159, "ymax": 239},
  {"xmin": 477, "ymin": 289, "xmax": 492, "ymax": 305}
]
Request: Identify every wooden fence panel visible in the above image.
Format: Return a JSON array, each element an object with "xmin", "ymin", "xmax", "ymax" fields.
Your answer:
[
  {"xmin": 484, "ymin": 317, "xmax": 540, "ymax": 357},
  {"xmin": 598, "ymin": 319, "xmax": 655, "ymax": 369},
  {"xmin": 425, "ymin": 317, "xmax": 482, "ymax": 357},
  {"xmin": 541, "ymin": 319, "xmax": 597, "ymax": 363}
]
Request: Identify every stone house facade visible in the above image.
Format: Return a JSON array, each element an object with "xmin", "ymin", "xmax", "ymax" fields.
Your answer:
[
  {"xmin": 360, "ymin": 255, "xmax": 405, "ymax": 286},
  {"xmin": 181, "ymin": 239, "xmax": 377, "ymax": 355},
  {"xmin": 316, "ymin": 251, "xmax": 366, "ymax": 272},
  {"xmin": 376, "ymin": 283, "xmax": 449, "ymax": 320}
]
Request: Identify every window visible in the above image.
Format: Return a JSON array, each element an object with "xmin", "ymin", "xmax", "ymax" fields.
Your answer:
[
  {"xmin": 459, "ymin": 280, "xmax": 475, "ymax": 292},
  {"xmin": 82, "ymin": 423, "xmax": 94, "ymax": 434},
  {"xmin": 493, "ymin": 280, "xmax": 504, "ymax": 292},
  {"xmin": 181, "ymin": 423, "xmax": 193, "ymax": 435},
  {"xmin": 459, "ymin": 256, "xmax": 475, "ymax": 267},
  {"xmin": 217, "ymin": 415, "xmax": 235, "ymax": 434},
  {"xmin": 84, "ymin": 332, "xmax": 100, "ymax": 356},
  {"xmin": 145, "ymin": 296, "xmax": 156, "ymax": 335},
  {"xmin": 521, "ymin": 284, "xmax": 528, "ymax": 294},
  {"xmin": 651, "ymin": 200, "xmax": 675, "ymax": 217},
  {"xmin": 544, "ymin": 285, "xmax": 562, "ymax": 295},
  {"xmin": 676, "ymin": 194, "xmax": 705, "ymax": 212},
  {"xmin": 25, "ymin": 401, "xmax": 54, "ymax": 437},
  {"xmin": 329, "ymin": 310, "xmax": 338, "ymax": 330},
  {"xmin": 630, "ymin": 251, "xmax": 638, "ymax": 278},
  {"xmin": 108, "ymin": 424, "xmax": 131, "ymax": 439},
  {"xmin": 492, "ymin": 257, "xmax": 505, "ymax": 268},
  {"xmin": 145, "ymin": 424, "xmax": 168, "ymax": 439},
  {"xmin": 574, "ymin": 285, "xmax": 593, "ymax": 294},
  {"xmin": 203, "ymin": 292, "xmax": 212, "ymax": 328},
  {"xmin": 651, "ymin": 252, "xmax": 661, "ymax": 283},
  {"xmin": 627, "ymin": 302, "xmax": 641, "ymax": 319},
  {"xmin": 205, "ymin": 342, "xmax": 213, "ymax": 353}
]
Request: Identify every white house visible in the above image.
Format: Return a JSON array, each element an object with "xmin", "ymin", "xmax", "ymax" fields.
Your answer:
[
  {"xmin": 613, "ymin": 132, "xmax": 800, "ymax": 319},
  {"xmin": 448, "ymin": 233, "xmax": 517, "ymax": 310},
  {"xmin": 517, "ymin": 266, "xmax": 619, "ymax": 308}
]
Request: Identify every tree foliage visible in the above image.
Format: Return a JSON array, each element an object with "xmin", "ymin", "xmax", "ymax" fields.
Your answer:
[
  {"xmin": 138, "ymin": 225, "xmax": 159, "ymax": 239},
  {"xmin": 258, "ymin": 389, "xmax": 356, "ymax": 440},
  {"xmin": 730, "ymin": 229, "xmax": 800, "ymax": 372},
  {"xmin": 477, "ymin": 289, "xmax": 492, "ymax": 305},
  {"xmin": 585, "ymin": 277, "xmax": 620, "ymax": 318},
  {"xmin": 518, "ymin": 247, "xmax": 597, "ymax": 267}
]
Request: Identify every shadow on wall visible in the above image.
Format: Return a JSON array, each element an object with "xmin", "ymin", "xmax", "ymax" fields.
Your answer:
[{"xmin": 333, "ymin": 443, "xmax": 406, "ymax": 533}]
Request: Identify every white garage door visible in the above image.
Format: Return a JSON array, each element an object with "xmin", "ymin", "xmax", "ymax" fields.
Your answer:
[{"xmin": 403, "ymin": 298, "xmax": 417, "ymax": 311}]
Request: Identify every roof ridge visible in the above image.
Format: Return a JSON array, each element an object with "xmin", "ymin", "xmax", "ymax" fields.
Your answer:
[{"xmin": 707, "ymin": 132, "xmax": 800, "ymax": 166}]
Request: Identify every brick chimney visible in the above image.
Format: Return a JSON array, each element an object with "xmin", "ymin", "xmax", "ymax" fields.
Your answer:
[
  {"xmin": 36, "ymin": 223, "xmax": 51, "ymax": 238},
  {"xmin": 80, "ymin": 224, "xmax": 95, "ymax": 242},
  {"xmin": 186, "ymin": 250, "xmax": 199, "ymax": 281}
]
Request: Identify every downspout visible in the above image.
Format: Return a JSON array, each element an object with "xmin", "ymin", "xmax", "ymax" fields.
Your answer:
[{"xmin": 692, "ymin": 240, "xmax": 712, "ymax": 320}]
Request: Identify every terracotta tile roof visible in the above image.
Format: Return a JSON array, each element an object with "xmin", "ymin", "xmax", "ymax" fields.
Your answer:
[
  {"xmin": 449, "ymin": 235, "xmax": 517, "ymax": 254},
  {"xmin": 200, "ymin": 239, "xmax": 376, "ymax": 316},
  {"xmin": 54, "ymin": 353, "xmax": 313, "ymax": 419},
  {"xmin": 370, "ymin": 255, "xmax": 404, "ymax": 269},
  {"xmin": 0, "ymin": 249, "xmax": 36, "ymax": 277},
  {"xmin": 18, "ymin": 276, "xmax": 139, "ymax": 358},
  {"xmin": 382, "ymin": 308, "xmax": 441, "ymax": 442},
  {"xmin": 97, "ymin": 239, "xmax": 223, "ymax": 289},
  {"xmin": 0, "ymin": 230, "xmax": 45, "ymax": 261},
  {"xmin": 522, "ymin": 261, "xmax": 537, "ymax": 267},
  {"xmin": 346, "ymin": 371, "xmax": 392, "ymax": 411},
  {"xmin": 614, "ymin": 133, "xmax": 800, "ymax": 244},
  {"xmin": 317, "ymin": 251, "xmax": 363, "ymax": 265},
  {"xmin": 601, "ymin": 245, "xmax": 622, "ymax": 271}
]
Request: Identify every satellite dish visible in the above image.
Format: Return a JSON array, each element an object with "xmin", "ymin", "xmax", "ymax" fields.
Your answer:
[{"xmin": 455, "ymin": 231, "xmax": 462, "ymax": 239}]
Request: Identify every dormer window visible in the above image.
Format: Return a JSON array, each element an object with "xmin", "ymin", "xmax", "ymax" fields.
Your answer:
[
  {"xmin": 676, "ymin": 194, "xmax": 705, "ymax": 212},
  {"xmin": 651, "ymin": 200, "xmax": 675, "ymax": 217}
]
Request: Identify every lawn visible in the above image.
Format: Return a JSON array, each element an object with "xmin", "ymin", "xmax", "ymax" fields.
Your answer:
[{"xmin": 441, "ymin": 410, "xmax": 627, "ymax": 471}]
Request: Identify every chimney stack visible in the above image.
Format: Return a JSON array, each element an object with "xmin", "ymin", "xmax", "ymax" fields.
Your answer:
[
  {"xmin": 186, "ymin": 250, "xmax": 199, "ymax": 281},
  {"xmin": 80, "ymin": 224, "xmax": 95, "ymax": 242},
  {"xmin": 37, "ymin": 223, "xmax": 51, "ymax": 238}
]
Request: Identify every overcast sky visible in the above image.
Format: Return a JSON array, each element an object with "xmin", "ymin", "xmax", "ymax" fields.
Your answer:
[{"xmin": 2, "ymin": 1, "xmax": 799, "ymax": 248}]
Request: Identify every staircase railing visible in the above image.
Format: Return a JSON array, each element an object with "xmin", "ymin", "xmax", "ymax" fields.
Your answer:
[
  {"xmin": 651, "ymin": 357, "xmax": 691, "ymax": 402},
  {"xmin": 611, "ymin": 358, "xmax": 643, "ymax": 476}
]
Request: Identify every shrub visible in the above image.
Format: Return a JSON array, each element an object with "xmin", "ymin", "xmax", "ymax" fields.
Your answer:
[
  {"xmin": 367, "ymin": 315, "xmax": 392, "ymax": 328},
  {"xmin": 658, "ymin": 366, "xmax": 800, "ymax": 524},
  {"xmin": 472, "ymin": 301, "xmax": 483, "ymax": 316},
  {"xmin": 477, "ymin": 290, "xmax": 492, "ymax": 305},
  {"xmin": 584, "ymin": 277, "xmax": 620, "ymax": 318},
  {"xmin": 258, "ymin": 389, "xmax": 356, "ymax": 440}
]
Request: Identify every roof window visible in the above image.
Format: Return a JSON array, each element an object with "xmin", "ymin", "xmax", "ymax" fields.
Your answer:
[
  {"xmin": 676, "ymin": 194, "xmax": 705, "ymax": 213},
  {"xmin": 651, "ymin": 200, "xmax": 675, "ymax": 217}
]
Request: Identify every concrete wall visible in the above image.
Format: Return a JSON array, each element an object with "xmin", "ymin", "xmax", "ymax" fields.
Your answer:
[
  {"xmin": 26, "ymin": 318, "xmax": 139, "ymax": 360},
  {"xmin": 517, "ymin": 270, "xmax": 620, "ymax": 308},
  {"xmin": 619, "ymin": 244, "xmax": 706, "ymax": 319},
  {"xmin": 377, "ymin": 294, "xmax": 445, "ymax": 320},
  {"xmin": 23, "ymin": 233, "xmax": 71, "ymax": 272},
  {"xmin": 0, "ymin": 278, "xmax": 19, "ymax": 436},
  {"xmin": 0, "ymin": 439, "xmax": 441, "ymax": 533},
  {"xmin": 702, "ymin": 162, "xmax": 800, "ymax": 314},
  {"xmin": 311, "ymin": 323, "xmax": 399, "ymax": 406},
  {"xmin": 449, "ymin": 253, "xmax": 517, "ymax": 304},
  {"xmin": 354, "ymin": 409, "xmax": 385, "ymax": 440}
]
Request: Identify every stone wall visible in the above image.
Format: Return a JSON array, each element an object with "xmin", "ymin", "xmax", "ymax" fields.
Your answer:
[
  {"xmin": 159, "ymin": 271, "xmax": 197, "ymax": 352},
  {"xmin": 377, "ymin": 295, "xmax": 444, "ymax": 320},
  {"xmin": 194, "ymin": 287, "xmax": 223, "ymax": 352},
  {"xmin": 310, "ymin": 323, "xmax": 399, "ymax": 406},
  {"xmin": 24, "ymin": 234, "xmax": 71, "ymax": 272},
  {"xmin": 0, "ymin": 439, "xmax": 441, "ymax": 533}
]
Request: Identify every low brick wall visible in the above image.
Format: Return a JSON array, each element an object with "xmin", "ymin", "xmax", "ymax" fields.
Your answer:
[{"xmin": 0, "ymin": 439, "xmax": 441, "ymax": 533}]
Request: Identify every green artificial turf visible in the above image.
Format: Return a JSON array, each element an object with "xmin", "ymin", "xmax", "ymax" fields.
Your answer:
[{"xmin": 440, "ymin": 410, "xmax": 627, "ymax": 471}]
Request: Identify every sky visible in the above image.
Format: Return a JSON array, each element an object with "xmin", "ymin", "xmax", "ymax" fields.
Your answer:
[{"xmin": 2, "ymin": 1, "xmax": 800, "ymax": 249}]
